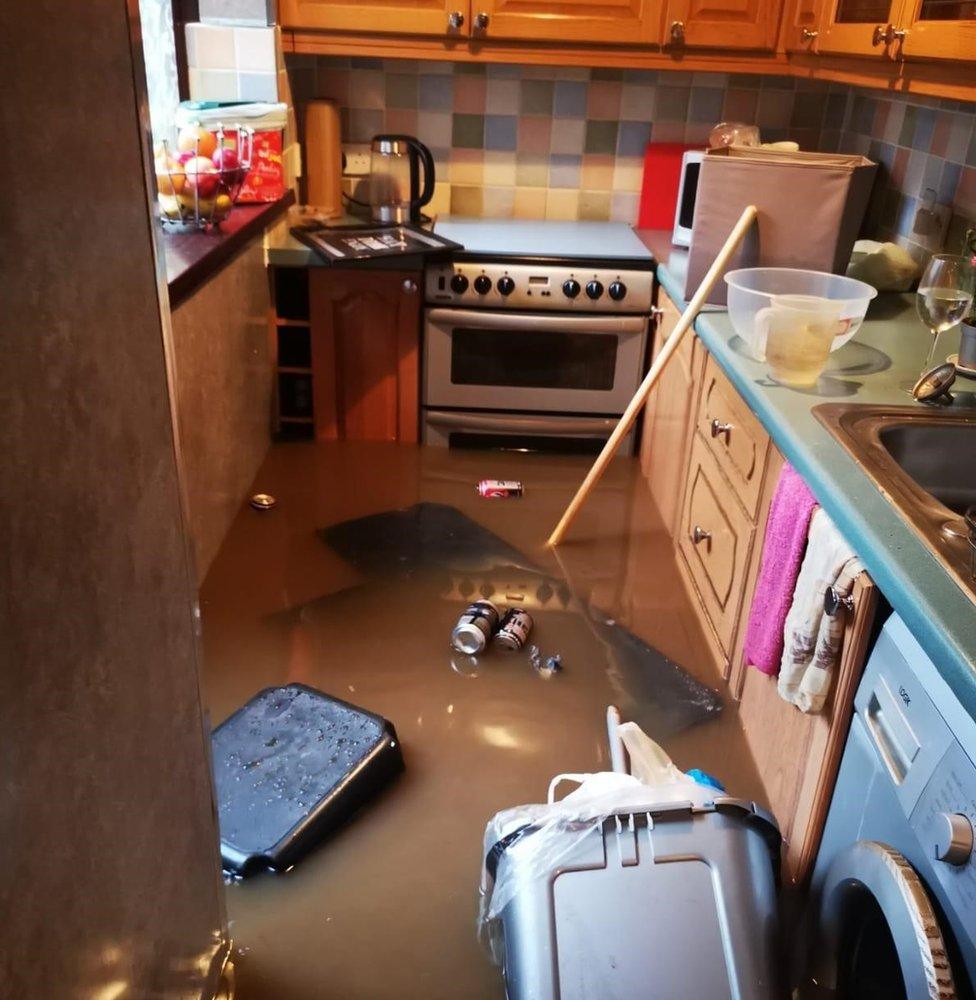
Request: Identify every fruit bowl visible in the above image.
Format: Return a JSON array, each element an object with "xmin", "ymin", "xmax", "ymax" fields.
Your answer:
[
  {"xmin": 724, "ymin": 267, "xmax": 877, "ymax": 360},
  {"xmin": 155, "ymin": 124, "xmax": 253, "ymax": 230}
]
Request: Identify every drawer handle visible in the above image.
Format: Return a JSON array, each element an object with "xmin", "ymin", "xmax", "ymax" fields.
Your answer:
[
  {"xmin": 824, "ymin": 585, "xmax": 855, "ymax": 616},
  {"xmin": 691, "ymin": 525, "xmax": 711, "ymax": 545},
  {"xmin": 710, "ymin": 418, "xmax": 733, "ymax": 442}
]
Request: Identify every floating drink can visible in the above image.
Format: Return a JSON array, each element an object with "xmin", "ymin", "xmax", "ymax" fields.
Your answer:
[
  {"xmin": 451, "ymin": 599, "xmax": 500, "ymax": 655},
  {"xmin": 477, "ymin": 479, "xmax": 523, "ymax": 498},
  {"xmin": 493, "ymin": 608, "xmax": 533, "ymax": 652}
]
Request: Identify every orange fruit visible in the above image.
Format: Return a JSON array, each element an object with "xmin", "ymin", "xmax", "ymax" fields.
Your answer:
[{"xmin": 177, "ymin": 125, "xmax": 218, "ymax": 160}]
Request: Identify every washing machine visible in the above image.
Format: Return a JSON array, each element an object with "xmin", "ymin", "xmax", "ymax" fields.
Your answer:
[{"xmin": 799, "ymin": 613, "xmax": 976, "ymax": 999}]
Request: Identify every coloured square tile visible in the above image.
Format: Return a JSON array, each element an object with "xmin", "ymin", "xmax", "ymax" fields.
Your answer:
[
  {"xmin": 315, "ymin": 68, "xmax": 349, "ymax": 104},
  {"xmin": 419, "ymin": 74, "xmax": 454, "ymax": 111},
  {"xmin": 899, "ymin": 105, "xmax": 918, "ymax": 147},
  {"xmin": 591, "ymin": 67, "xmax": 623, "ymax": 81},
  {"xmin": 385, "ymin": 74, "xmax": 418, "ymax": 109},
  {"xmin": 486, "ymin": 63, "xmax": 521, "ymax": 78},
  {"xmin": 581, "ymin": 154, "xmax": 615, "ymax": 190},
  {"xmin": 914, "ymin": 108, "xmax": 937, "ymax": 151},
  {"xmin": 234, "ymin": 26, "xmax": 276, "ymax": 72},
  {"xmin": 454, "ymin": 74, "xmax": 487, "ymax": 113},
  {"xmin": 791, "ymin": 92, "xmax": 827, "ymax": 129},
  {"xmin": 549, "ymin": 153, "xmax": 582, "ymax": 189},
  {"xmin": 550, "ymin": 117, "xmax": 585, "ymax": 155},
  {"xmin": 186, "ymin": 23, "xmax": 236, "ymax": 70},
  {"xmin": 483, "ymin": 150, "xmax": 517, "ymax": 186},
  {"xmin": 482, "ymin": 186, "xmax": 516, "ymax": 218},
  {"xmin": 610, "ymin": 190, "xmax": 640, "ymax": 224},
  {"xmin": 521, "ymin": 80, "xmax": 554, "ymax": 115},
  {"xmin": 620, "ymin": 84, "xmax": 654, "ymax": 120},
  {"xmin": 939, "ymin": 160, "xmax": 962, "ymax": 205},
  {"xmin": 616, "ymin": 121, "xmax": 651, "ymax": 157},
  {"xmin": 587, "ymin": 81, "xmax": 622, "ymax": 121},
  {"xmin": 486, "ymin": 79, "xmax": 520, "ymax": 114},
  {"xmin": 584, "ymin": 120, "xmax": 618, "ymax": 155},
  {"xmin": 612, "ymin": 156, "xmax": 643, "ymax": 192},
  {"xmin": 189, "ymin": 68, "xmax": 238, "ymax": 101},
  {"xmin": 623, "ymin": 69, "xmax": 657, "ymax": 84},
  {"xmin": 449, "ymin": 148, "xmax": 484, "ymax": 185},
  {"xmin": 650, "ymin": 121, "xmax": 686, "ymax": 143},
  {"xmin": 452, "ymin": 113, "xmax": 485, "ymax": 148},
  {"xmin": 349, "ymin": 70, "xmax": 384, "ymax": 110},
  {"xmin": 654, "ymin": 86, "xmax": 690, "ymax": 123},
  {"xmin": 757, "ymin": 89, "xmax": 792, "ymax": 128},
  {"xmin": 385, "ymin": 109, "xmax": 418, "ymax": 135},
  {"xmin": 545, "ymin": 188, "xmax": 580, "ymax": 220},
  {"xmin": 456, "ymin": 62, "xmax": 486, "ymax": 75},
  {"xmin": 517, "ymin": 116, "xmax": 552, "ymax": 155},
  {"xmin": 956, "ymin": 167, "xmax": 976, "ymax": 215},
  {"xmin": 450, "ymin": 185, "xmax": 484, "ymax": 216},
  {"xmin": 689, "ymin": 86, "xmax": 724, "ymax": 124},
  {"xmin": 513, "ymin": 187, "xmax": 547, "ymax": 219},
  {"xmin": 515, "ymin": 154, "xmax": 548, "ymax": 187},
  {"xmin": 579, "ymin": 190, "xmax": 612, "ymax": 221},
  {"xmin": 238, "ymin": 71, "xmax": 277, "ymax": 102},
  {"xmin": 345, "ymin": 108, "xmax": 383, "ymax": 143},
  {"xmin": 485, "ymin": 114, "xmax": 518, "ymax": 151},
  {"xmin": 692, "ymin": 72, "xmax": 728, "ymax": 88},
  {"xmin": 553, "ymin": 81, "xmax": 588, "ymax": 119},
  {"xmin": 416, "ymin": 111, "xmax": 452, "ymax": 148},
  {"xmin": 945, "ymin": 112, "xmax": 973, "ymax": 164}
]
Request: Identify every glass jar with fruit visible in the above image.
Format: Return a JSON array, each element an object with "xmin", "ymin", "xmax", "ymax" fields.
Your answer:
[{"xmin": 154, "ymin": 123, "xmax": 253, "ymax": 230}]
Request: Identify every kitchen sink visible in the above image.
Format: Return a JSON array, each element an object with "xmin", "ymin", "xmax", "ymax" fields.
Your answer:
[{"xmin": 814, "ymin": 403, "xmax": 976, "ymax": 602}]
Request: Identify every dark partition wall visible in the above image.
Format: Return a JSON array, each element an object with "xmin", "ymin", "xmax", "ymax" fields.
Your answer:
[{"xmin": 0, "ymin": 3, "xmax": 228, "ymax": 997}]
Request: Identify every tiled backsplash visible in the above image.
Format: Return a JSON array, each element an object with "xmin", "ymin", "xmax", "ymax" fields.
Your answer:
[
  {"xmin": 283, "ymin": 54, "xmax": 976, "ymax": 251},
  {"xmin": 285, "ymin": 56, "xmax": 848, "ymax": 222},
  {"xmin": 829, "ymin": 89, "xmax": 976, "ymax": 259},
  {"xmin": 186, "ymin": 22, "xmax": 285, "ymax": 102}
]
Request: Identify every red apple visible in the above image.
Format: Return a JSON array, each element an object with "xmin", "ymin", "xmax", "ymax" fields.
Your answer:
[
  {"xmin": 211, "ymin": 147, "xmax": 240, "ymax": 173},
  {"xmin": 183, "ymin": 156, "xmax": 220, "ymax": 198}
]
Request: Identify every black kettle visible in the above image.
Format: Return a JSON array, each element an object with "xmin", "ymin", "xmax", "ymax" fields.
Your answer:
[{"xmin": 368, "ymin": 135, "xmax": 435, "ymax": 224}]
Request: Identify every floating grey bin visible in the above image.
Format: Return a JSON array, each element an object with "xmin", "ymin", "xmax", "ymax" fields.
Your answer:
[{"xmin": 486, "ymin": 796, "xmax": 782, "ymax": 1000}]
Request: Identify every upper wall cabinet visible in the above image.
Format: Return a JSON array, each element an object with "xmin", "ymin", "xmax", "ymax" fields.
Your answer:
[
  {"xmin": 782, "ymin": 0, "xmax": 826, "ymax": 50},
  {"xmin": 449, "ymin": 0, "xmax": 661, "ymax": 43},
  {"xmin": 279, "ymin": 0, "xmax": 464, "ymax": 36},
  {"xmin": 664, "ymin": 0, "xmax": 780, "ymax": 48},
  {"xmin": 898, "ymin": 0, "xmax": 976, "ymax": 61},
  {"xmin": 817, "ymin": 0, "xmax": 900, "ymax": 56}
]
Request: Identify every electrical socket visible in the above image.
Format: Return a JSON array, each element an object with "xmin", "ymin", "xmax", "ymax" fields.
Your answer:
[{"xmin": 343, "ymin": 147, "xmax": 371, "ymax": 176}]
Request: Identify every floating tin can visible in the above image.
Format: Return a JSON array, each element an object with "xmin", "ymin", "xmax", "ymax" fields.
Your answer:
[
  {"xmin": 493, "ymin": 608, "xmax": 533, "ymax": 652},
  {"xmin": 477, "ymin": 479, "xmax": 523, "ymax": 498},
  {"xmin": 451, "ymin": 600, "xmax": 500, "ymax": 655}
]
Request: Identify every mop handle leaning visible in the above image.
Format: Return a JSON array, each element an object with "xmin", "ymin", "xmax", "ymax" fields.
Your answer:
[{"xmin": 545, "ymin": 204, "xmax": 758, "ymax": 548}]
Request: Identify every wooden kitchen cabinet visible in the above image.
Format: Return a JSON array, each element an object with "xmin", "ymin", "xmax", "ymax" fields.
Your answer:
[
  {"xmin": 280, "ymin": 0, "xmax": 464, "ymax": 36},
  {"xmin": 476, "ymin": 0, "xmax": 661, "ymax": 44},
  {"xmin": 665, "ymin": 0, "xmax": 780, "ymax": 50},
  {"xmin": 816, "ymin": 0, "xmax": 901, "ymax": 56},
  {"xmin": 640, "ymin": 294, "xmax": 707, "ymax": 537},
  {"xmin": 782, "ymin": 0, "xmax": 827, "ymax": 50},
  {"xmin": 898, "ymin": 0, "xmax": 976, "ymax": 61},
  {"xmin": 308, "ymin": 269, "xmax": 421, "ymax": 443}
]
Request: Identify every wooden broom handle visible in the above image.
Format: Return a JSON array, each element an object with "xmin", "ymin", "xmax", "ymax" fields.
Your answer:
[{"xmin": 546, "ymin": 204, "xmax": 758, "ymax": 548}]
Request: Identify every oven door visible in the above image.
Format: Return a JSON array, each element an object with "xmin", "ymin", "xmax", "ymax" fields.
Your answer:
[
  {"xmin": 423, "ymin": 409, "xmax": 634, "ymax": 454},
  {"xmin": 423, "ymin": 308, "xmax": 647, "ymax": 415}
]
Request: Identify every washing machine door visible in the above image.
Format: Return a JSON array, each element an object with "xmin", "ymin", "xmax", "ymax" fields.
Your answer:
[{"xmin": 805, "ymin": 839, "xmax": 956, "ymax": 999}]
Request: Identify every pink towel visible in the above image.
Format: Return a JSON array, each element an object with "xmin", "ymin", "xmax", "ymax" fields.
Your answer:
[{"xmin": 743, "ymin": 463, "xmax": 818, "ymax": 676}]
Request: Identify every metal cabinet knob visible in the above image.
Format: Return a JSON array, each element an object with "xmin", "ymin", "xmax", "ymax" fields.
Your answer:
[
  {"xmin": 889, "ymin": 26, "xmax": 906, "ymax": 39},
  {"xmin": 670, "ymin": 19, "xmax": 685, "ymax": 42},
  {"xmin": 872, "ymin": 23, "xmax": 889, "ymax": 45},
  {"xmin": 691, "ymin": 525, "xmax": 711, "ymax": 545},
  {"xmin": 448, "ymin": 9, "xmax": 464, "ymax": 29},
  {"xmin": 474, "ymin": 11, "xmax": 489, "ymax": 30},
  {"xmin": 710, "ymin": 418, "xmax": 733, "ymax": 441},
  {"xmin": 824, "ymin": 585, "xmax": 855, "ymax": 616},
  {"xmin": 800, "ymin": 27, "xmax": 819, "ymax": 40},
  {"xmin": 402, "ymin": 278, "xmax": 418, "ymax": 294}
]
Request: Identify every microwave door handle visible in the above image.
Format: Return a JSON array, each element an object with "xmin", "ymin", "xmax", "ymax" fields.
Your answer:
[
  {"xmin": 425, "ymin": 411, "xmax": 619, "ymax": 435},
  {"xmin": 426, "ymin": 308, "xmax": 647, "ymax": 335}
]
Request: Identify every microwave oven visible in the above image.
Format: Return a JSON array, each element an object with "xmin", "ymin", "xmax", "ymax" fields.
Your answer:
[{"xmin": 672, "ymin": 149, "xmax": 704, "ymax": 248}]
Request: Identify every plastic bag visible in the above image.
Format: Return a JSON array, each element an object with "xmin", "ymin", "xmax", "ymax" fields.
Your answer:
[{"xmin": 478, "ymin": 725, "xmax": 712, "ymax": 956}]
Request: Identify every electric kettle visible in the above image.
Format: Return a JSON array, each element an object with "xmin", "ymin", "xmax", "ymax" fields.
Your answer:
[{"xmin": 368, "ymin": 135, "xmax": 435, "ymax": 224}]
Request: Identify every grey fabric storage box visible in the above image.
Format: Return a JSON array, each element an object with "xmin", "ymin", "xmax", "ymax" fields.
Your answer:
[
  {"xmin": 488, "ymin": 797, "xmax": 782, "ymax": 999},
  {"xmin": 684, "ymin": 147, "xmax": 877, "ymax": 306}
]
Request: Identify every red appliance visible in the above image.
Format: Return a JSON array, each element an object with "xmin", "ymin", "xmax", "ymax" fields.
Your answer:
[{"xmin": 637, "ymin": 142, "xmax": 701, "ymax": 230}]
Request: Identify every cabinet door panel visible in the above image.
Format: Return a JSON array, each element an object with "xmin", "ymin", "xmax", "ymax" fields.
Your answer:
[
  {"xmin": 818, "ymin": 0, "xmax": 897, "ymax": 54},
  {"xmin": 309, "ymin": 270, "xmax": 420, "ymax": 443},
  {"xmin": 782, "ymin": 0, "xmax": 827, "ymax": 50},
  {"xmin": 665, "ymin": 0, "xmax": 779, "ymax": 49},
  {"xmin": 899, "ymin": 0, "xmax": 976, "ymax": 60},
  {"xmin": 280, "ymin": 0, "xmax": 463, "ymax": 36},
  {"xmin": 476, "ymin": 0, "xmax": 659, "ymax": 43}
]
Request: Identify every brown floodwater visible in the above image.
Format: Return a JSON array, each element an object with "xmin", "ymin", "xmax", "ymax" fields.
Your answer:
[{"xmin": 199, "ymin": 440, "xmax": 768, "ymax": 999}]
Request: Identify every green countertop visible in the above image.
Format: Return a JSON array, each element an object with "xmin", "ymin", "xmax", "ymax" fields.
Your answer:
[{"xmin": 656, "ymin": 248, "xmax": 976, "ymax": 719}]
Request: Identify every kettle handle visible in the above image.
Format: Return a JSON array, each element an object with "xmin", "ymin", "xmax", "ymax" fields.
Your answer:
[{"xmin": 408, "ymin": 138, "xmax": 435, "ymax": 211}]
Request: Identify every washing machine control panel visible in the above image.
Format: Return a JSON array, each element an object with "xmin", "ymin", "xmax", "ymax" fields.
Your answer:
[{"xmin": 911, "ymin": 741, "xmax": 976, "ymax": 923}]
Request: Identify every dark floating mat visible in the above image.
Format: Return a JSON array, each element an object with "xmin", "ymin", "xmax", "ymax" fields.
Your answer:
[
  {"xmin": 319, "ymin": 503, "xmax": 723, "ymax": 736},
  {"xmin": 212, "ymin": 684, "xmax": 403, "ymax": 875}
]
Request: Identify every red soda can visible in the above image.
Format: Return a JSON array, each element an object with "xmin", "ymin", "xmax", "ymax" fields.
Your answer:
[{"xmin": 476, "ymin": 479, "xmax": 523, "ymax": 498}]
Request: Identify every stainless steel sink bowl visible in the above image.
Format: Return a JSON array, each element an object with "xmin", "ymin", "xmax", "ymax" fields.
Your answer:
[{"xmin": 814, "ymin": 403, "xmax": 976, "ymax": 601}]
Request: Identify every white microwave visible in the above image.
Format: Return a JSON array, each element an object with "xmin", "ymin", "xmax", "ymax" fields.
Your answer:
[{"xmin": 672, "ymin": 150, "xmax": 704, "ymax": 248}]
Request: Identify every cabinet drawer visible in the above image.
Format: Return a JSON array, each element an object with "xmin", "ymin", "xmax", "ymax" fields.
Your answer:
[
  {"xmin": 679, "ymin": 435, "xmax": 755, "ymax": 654},
  {"xmin": 697, "ymin": 355, "xmax": 770, "ymax": 518}
]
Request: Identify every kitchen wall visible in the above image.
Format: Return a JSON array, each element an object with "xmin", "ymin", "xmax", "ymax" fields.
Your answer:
[
  {"xmin": 827, "ymin": 88, "xmax": 976, "ymax": 259},
  {"xmin": 285, "ymin": 55, "xmax": 847, "ymax": 222}
]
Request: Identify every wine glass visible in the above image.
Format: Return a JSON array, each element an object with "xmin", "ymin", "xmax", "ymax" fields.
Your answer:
[{"xmin": 916, "ymin": 253, "xmax": 975, "ymax": 373}]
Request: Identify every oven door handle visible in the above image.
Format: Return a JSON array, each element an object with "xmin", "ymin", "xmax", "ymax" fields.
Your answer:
[
  {"xmin": 425, "ymin": 410, "xmax": 619, "ymax": 435},
  {"xmin": 425, "ymin": 308, "xmax": 647, "ymax": 335}
]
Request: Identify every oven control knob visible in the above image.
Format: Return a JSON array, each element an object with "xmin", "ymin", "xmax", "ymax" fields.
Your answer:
[
  {"xmin": 474, "ymin": 275, "xmax": 492, "ymax": 295},
  {"xmin": 934, "ymin": 812, "xmax": 974, "ymax": 866},
  {"xmin": 450, "ymin": 273, "xmax": 469, "ymax": 294},
  {"xmin": 562, "ymin": 279, "xmax": 581, "ymax": 299},
  {"xmin": 608, "ymin": 281, "xmax": 627, "ymax": 301},
  {"xmin": 497, "ymin": 276, "xmax": 515, "ymax": 296},
  {"xmin": 585, "ymin": 280, "xmax": 604, "ymax": 300}
]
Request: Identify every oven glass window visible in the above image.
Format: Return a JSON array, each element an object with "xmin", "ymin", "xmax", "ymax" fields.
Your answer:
[{"xmin": 450, "ymin": 327, "xmax": 618, "ymax": 390}]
